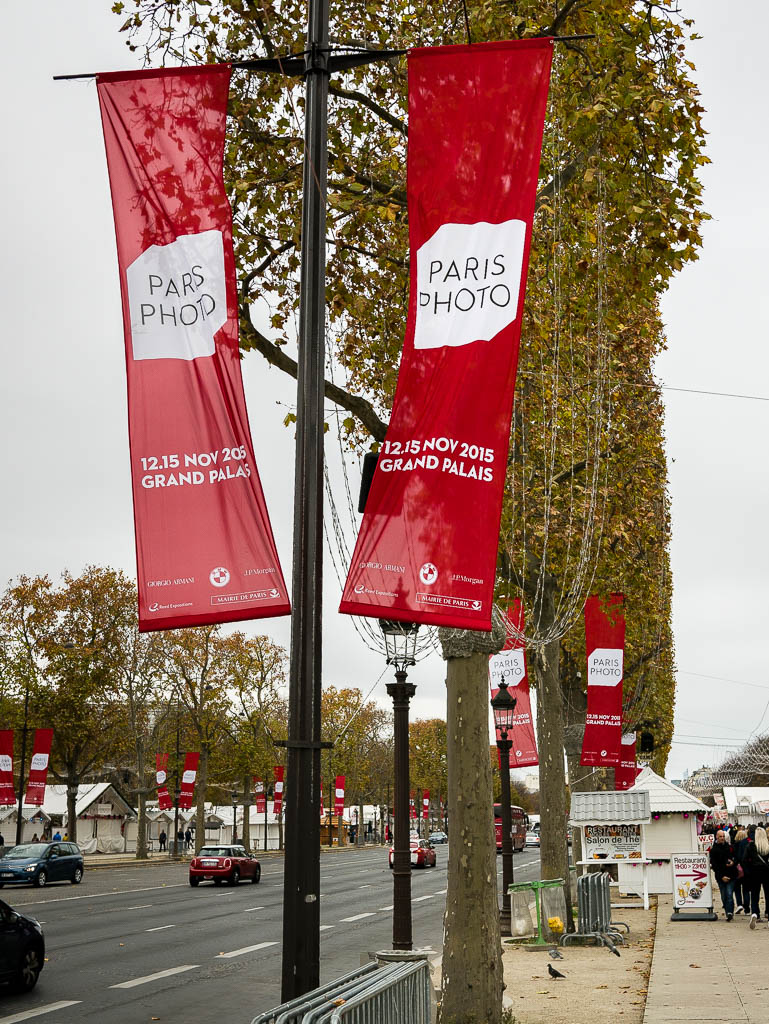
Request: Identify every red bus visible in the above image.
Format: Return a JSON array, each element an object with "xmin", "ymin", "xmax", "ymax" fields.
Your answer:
[{"xmin": 494, "ymin": 804, "xmax": 528, "ymax": 853}]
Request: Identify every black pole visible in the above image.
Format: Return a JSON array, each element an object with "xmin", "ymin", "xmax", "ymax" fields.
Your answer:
[
  {"xmin": 15, "ymin": 683, "xmax": 30, "ymax": 846},
  {"xmin": 172, "ymin": 704, "xmax": 180, "ymax": 858},
  {"xmin": 497, "ymin": 735, "xmax": 514, "ymax": 937},
  {"xmin": 387, "ymin": 669, "xmax": 415, "ymax": 950},
  {"xmin": 281, "ymin": 0, "xmax": 328, "ymax": 999}
]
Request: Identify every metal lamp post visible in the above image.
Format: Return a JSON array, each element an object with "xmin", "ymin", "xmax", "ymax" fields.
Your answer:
[
  {"xmin": 491, "ymin": 676, "xmax": 517, "ymax": 937},
  {"xmin": 231, "ymin": 791, "xmax": 238, "ymax": 845},
  {"xmin": 380, "ymin": 620, "xmax": 419, "ymax": 951}
]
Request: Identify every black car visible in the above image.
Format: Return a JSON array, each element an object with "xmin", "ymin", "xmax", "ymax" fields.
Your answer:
[
  {"xmin": 0, "ymin": 898, "xmax": 45, "ymax": 992},
  {"xmin": 0, "ymin": 842, "xmax": 84, "ymax": 888}
]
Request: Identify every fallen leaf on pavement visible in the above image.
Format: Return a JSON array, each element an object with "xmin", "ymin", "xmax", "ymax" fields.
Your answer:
[
  {"xmin": 596, "ymin": 984, "xmax": 608, "ymax": 989},
  {"xmin": 689, "ymin": 964, "xmax": 700, "ymax": 968}
]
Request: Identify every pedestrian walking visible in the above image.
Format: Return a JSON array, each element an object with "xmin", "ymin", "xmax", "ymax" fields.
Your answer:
[
  {"xmin": 31, "ymin": 833, "xmax": 39, "ymax": 843},
  {"xmin": 158, "ymin": 830, "xmax": 167, "ymax": 852},
  {"xmin": 53, "ymin": 831, "xmax": 61, "ymax": 841},
  {"xmin": 184, "ymin": 828, "xmax": 192, "ymax": 850},
  {"xmin": 710, "ymin": 829, "xmax": 739, "ymax": 920},
  {"xmin": 734, "ymin": 828, "xmax": 751, "ymax": 915},
  {"xmin": 746, "ymin": 826, "xmax": 769, "ymax": 928},
  {"xmin": 177, "ymin": 828, "xmax": 185, "ymax": 851}
]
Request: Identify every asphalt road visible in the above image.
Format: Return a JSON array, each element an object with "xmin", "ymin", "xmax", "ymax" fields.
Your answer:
[{"xmin": 0, "ymin": 844, "xmax": 542, "ymax": 1024}]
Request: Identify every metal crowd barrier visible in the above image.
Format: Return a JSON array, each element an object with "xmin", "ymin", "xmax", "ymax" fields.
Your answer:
[
  {"xmin": 251, "ymin": 960, "xmax": 431, "ymax": 1024},
  {"xmin": 561, "ymin": 872, "xmax": 628, "ymax": 949}
]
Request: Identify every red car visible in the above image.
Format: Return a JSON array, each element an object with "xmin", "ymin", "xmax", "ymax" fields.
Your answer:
[
  {"xmin": 389, "ymin": 839, "xmax": 437, "ymax": 869},
  {"xmin": 189, "ymin": 845, "xmax": 261, "ymax": 887}
]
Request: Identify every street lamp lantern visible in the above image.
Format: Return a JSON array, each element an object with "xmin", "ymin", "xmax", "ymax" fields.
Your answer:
[
  {"xmin": 380, "ymin": 620, "xmax": 419, "ymax": 672},
  {"xmin": 491, "ymin": 677, "xmax": 517, "ymax": 736},
  {"xmin": 491, "ymin": 673, "xmax": 518, "ymax": 937},
  {"xmin": 379, "ymin": 620, "xmax": 419, "ymax": 951}
]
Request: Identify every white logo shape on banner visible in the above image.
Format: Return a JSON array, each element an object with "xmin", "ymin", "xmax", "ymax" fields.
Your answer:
[
  {"xmin": 30, "ymin": 753, "xmax": 49, "ymax": 771},
  {"xmin": 127, "ymin": 229, "xmax": 227, "ymax": 361},
  {"xmin": 587, "ymin": 648, "xmax": 624, "ymax": 687},
  {"xmin": 414, "ymin": 220, "xmax": 526, "ymax": 350},
  {"xmin": 156, "ymin": 770, "xmax": 167, "ymax": 785},
  {"xmin": 209, "ymin": 567, "xmax": 231, "ymax": 588},
  {"xmin": 0, "ymin": 755, "xmax": 11, "ymax": 772},
  {"xmin": 182, "ymin": 769, "xmax": 197, "ymax": 784},
  {"xmin": 489, "ymin": 648, "xmax": 525, "ymax": 687},
  {"xmin": 419, "ymin": 563, "xmax": 438, "ymax": 585}
]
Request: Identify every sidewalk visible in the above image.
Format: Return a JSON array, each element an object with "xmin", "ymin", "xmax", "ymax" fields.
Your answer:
[{"xmin": 644, "ymin": 896, "xmax": 769, "ymax": 1024}]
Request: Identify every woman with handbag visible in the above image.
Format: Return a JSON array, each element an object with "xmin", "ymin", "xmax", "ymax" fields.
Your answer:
[
  {"xmin": 746, "ymin": 826, "xmax": 769, "ymax": 927},
  {"xmin": 734, "ymin": 829, "xmax": 751, "ymax": 915}
]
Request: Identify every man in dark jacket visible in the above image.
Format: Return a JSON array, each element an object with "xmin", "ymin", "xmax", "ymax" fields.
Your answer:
[{"xmin": 710, "ymin": 830, "xmax": 739, "ymax": 920}]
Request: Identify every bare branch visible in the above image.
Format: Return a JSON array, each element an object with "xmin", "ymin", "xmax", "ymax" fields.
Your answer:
[{"xmin": 329, "ymin": 84, "xmax": 407, "ymax": 137}]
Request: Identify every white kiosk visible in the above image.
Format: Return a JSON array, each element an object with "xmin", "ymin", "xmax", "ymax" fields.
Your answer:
[{"xmin": 570, "ymin": 790, "xmax": 651, "ymax": 910}]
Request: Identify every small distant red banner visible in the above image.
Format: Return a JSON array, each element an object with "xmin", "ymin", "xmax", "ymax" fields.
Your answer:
[
  {"xmin": 253, "ymin": 779, "xmax": 266, "ymax": 815},
  {"xmin": 580, "ymin": 594, "xmax": 625, "ymax": 767},
  {"xmin": 488, "ymin": 599, "xmax": 538, "ymax": 767},
  {"xmin": 422, "ymin": 790, "xmax": 430, "ymax": 820},
  {"xmin": 273, "ymin": 766, "xmax": 284, "ymax": 817},
  {"xmin": 178, "ymin": 752, "xmax": 199, "ymax": 809},
  {"xmin": 24, "ymin": 729, "xmax": 53, "ymax": 806},
  {"xmin": 0, "ymin": 730, "xmax": 15, "ymax": 806},
  {"xmin": 334, "ymin": 775, "xmax": 345, "ymax": 818},
  {"xmin": 410, "ymin": 792, "xmax": 416, "ymax": 820},
  {"xmin": 339, "ymin": 39, "xmax": 553, "ymax": 630},
  {"xmin": 156, "ymin": 753, "xmax": 172, "ymax": 810},
  {"xmin": 615, "ymin": 732, "xmax": 638, "ymax": 790},
  {"xmin": 97, "ymin": 65, "xmax": 289, "ymax": 632}
]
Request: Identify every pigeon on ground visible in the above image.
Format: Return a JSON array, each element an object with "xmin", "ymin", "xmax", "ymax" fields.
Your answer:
[
  {"xmin": 548, "ymin": 963, "xmax": 566, "ymax": 979},
  {"xmin": 548, "ymin": 948, "xmax": 564, "ymax": 960}
]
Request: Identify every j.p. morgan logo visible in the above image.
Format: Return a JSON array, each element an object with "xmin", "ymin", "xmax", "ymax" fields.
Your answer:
[
  {"xmin": 587, "ymin": 648, "xmax": 624, "ymax": 687},
  {"xmin": 127, "ymin": 229, "xmax": 227, "ymax": 361},
  {"xmin": 414, "ymin": 219, "xmax": 526, "ymax": 350}
]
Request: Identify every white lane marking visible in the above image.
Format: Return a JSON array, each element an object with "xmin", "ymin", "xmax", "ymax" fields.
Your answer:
[
  {"xmin": 244, "ymin": 906, "xmax": 265, "ymax": 912},
  {"xmin": 434, "ymin": 889, "xmax": 447, "ymax": 895},
  {"xmin": 127, "ymin": 904, "xmax": 153, "ymax": 910},
  {"xmin": 413, "ymin": 894, "xmax": 434, "ymax": 902},
  {"xmin": 0, "ymin": 1002, "xmax": 82, "ymax": 1024},
  {"xmin": 320, "ymin": 925, "xmax": 335, "ymax": 931},
  {"xmin": 378, "ymin": 905, "xmax": 393, "ymax": 911},
  {"xmin": 146, "ymin": 924, "xmax": 176, "ymax": 932},
  {"xmin": 216, "ymin": 940, "xmax": 278, "ymax": 959},
  {"xmin": 111, "ymin": 965, "xmax": 199, "ymax": 989},
  {"xmin": 358, "ymin": 884, "xmax": 372, "ymax": 888},
  {"xmin": 340, "ymin": 912, "xmax": 375, "ymax": 922},
  {"xmin": 11, "ymin": 883, "xmax": 186, "ymax": 908}
]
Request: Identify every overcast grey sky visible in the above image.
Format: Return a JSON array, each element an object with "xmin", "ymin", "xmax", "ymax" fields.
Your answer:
[{"xmin": 1, "ymin": 2, "xmax": 766, "ymax": 783}]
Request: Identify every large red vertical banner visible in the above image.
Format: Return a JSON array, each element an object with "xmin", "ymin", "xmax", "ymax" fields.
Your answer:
[
  {"xmin": 580, "ymin": 594, "xmax": 625, "ymax": 766},
  {"xmin": 273, "ymin": 766, "xmax": 284, "ymax": 817},
  {"xmin": 488, "ymin": 600, "xmax": 538, "ymax": 767},
  {"xmin": 156, "ymin": 753, "xmax": 172, "ymax": 810},
  {"xmin": 178, "ymin": 752, "xmax": 199, "ymax": 809},
  {"xmin": 24, "ymin": 729, "xmax": 53, "ymax": 806},
  {"xmin": 334, "ymin": 776, "xmax": 345, "ymax": 818},
  {"xmin": 615, "ymin": 732, "xmax": 638, "ymax": 790},
  {"xmin": 340, "ymin": 39, "xmax": 553, "ymax": 631},
  {"xmin": 97, "ymin": 67, "xmax": 289, "ymax": 632},
  {"xmin": 0, "ymin": 731, "xmax": 15, "ymax": 806},
  {"xmin": 253, "ymin": 779, "xmax": 266, "ymax": 815}
]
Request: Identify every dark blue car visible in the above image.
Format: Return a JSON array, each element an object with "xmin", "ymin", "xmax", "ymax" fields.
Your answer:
[
  {"xmin": 0, "ymin": 842, "xmax": 84, "ymax": 888},
  {"xmin": 0, "ymin": 898, "xmax": 45, "ymax": 991}
]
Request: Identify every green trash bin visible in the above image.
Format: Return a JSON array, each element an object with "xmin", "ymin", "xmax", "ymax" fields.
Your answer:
[{"xmin": 508, "ymin": 878, "xmax": 566, "ymax": 949}]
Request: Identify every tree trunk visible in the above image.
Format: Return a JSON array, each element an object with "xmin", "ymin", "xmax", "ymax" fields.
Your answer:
[
  {"xmin": 357, "ymin": 799, "xmax": 364, "ymax": 847},
  {"xmin": 66, "ymin": 773, "xmax": 78, "ymax": 845},
  {"xmin": 135, "ymin": 740, "xmax": 148, "ymax": 860},
  {"xmin": 195, "ymin": 746, "xmax": 208, "ymax": 855},
  {"xmin": 242, "ymin": 774, "xmax": 252, "ymax": 854},
  {"xmin": 440, "ymin": 614, "xmax": 505, "ymax": 1024},
  {"xmin": 531, "ymin": 582, "xmax": 572, "ymax": 924}
]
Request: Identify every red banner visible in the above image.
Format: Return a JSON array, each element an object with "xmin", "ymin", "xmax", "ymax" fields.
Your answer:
[
  {"xmin": 0, "ymin": 731, "xmax": 15, "ymax": 806},
  {"xmin": 320, "ymin": 784, "xmax": 325, "ymax": 820},
  {"xmin": 24, "ymin": 729, "xmax": 53, "ymax": 806},
  {"xmin": 488, "ymin": 599, "xmax": 538, "ymax": 767},
  {"xmin": 178, "ymin": 752, "xmax": 199, "ymax": 810},
  {"xmin": 615, "ymin": 732, "xmax": 638, "ymax": 790},
  {"xmin": 422, "ymin": 790, "xmax": 430, "ymax": 820},
  {"xmin": 580, "ymin": 594, "xmax": 625, "ymax": 766},
  {"xmin": 96, "ymin": 66, "xmax": 289, "ymax": 632},
  {"xmin": 410, "ymin": 792, "xmax": 417, "ymax": 820},
  {"xmin": 340, "ymin": 40, "xmax": 552, "ymax": 630},
  {"xmin": 253, "ymin": 779, "xmax": 266, "ymax": 815},
  {"xmin": 273, "ymin": 766, "xmax": 284, "ymax": 818},
  {"xmin": 334, "ymin": 775, "xmax": 345, "ymax": 818},
  {"xmin": 156, "ymin": 753, "xmax": 172, "ymax": 810}
]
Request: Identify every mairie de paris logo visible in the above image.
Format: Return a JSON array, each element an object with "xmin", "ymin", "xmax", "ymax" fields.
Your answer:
[
  {"xmin": 419, "ymin": 562, "xmax": 438, "ymax": 586},
  {"xmin": 209, "ymin": 566, "xmax": 231, "ymax": 588}
]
